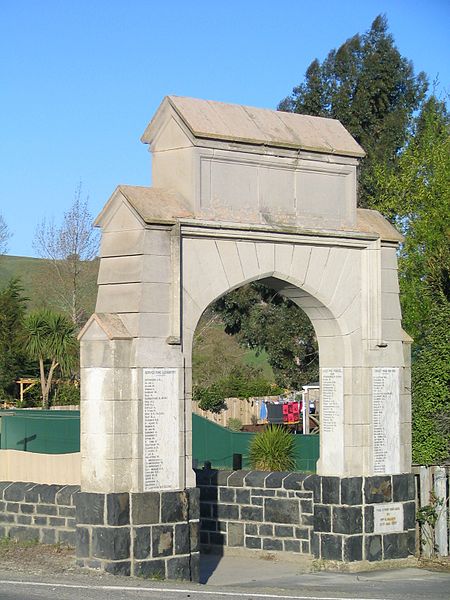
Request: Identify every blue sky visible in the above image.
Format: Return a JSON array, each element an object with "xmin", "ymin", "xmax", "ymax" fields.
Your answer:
[{"xmin": 1, "ymin": 0, "xmax": 449, "ymax": 257}]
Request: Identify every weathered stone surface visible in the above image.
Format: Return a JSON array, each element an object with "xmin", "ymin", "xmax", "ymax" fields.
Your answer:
[
  {"xmin": 364, "ymin": 505, "xmax": 374, "ymax": 533},
  {"xmin": 58, "ymin": 529, "xmax": 76, "ymax": 546},
  {"xmin": 190, "ymin": 552, "xmax": 200, "ymax": 583},
  {"xmin": 227, "ymin": 472, "xmax": 245, "ymax": 487},
  {"xmin": 175, "ymin": 523, "xmax": 190, "ymax": 554},
  {"xmin": 303, "ymin": 476, "xmax": 321, "ymax": 502},
  {"xmin": 8, "ymin": 526, "xmax": 39, "ymax": 542},
  {"xmin": 134, "ymin": 559, "xmax": 165, "ymax": 579},
  {"xmin": 4, "ymin": 483, "xmax": 35, "ymax": 502},
  {"xmin": 246, "ymin": 536, "xmax": 262, "ymax": 549},
  {"xmin": 264, "ymin": 498, "xmax": 299, "ymax": 524},
  {"xmin": 39, "ymin": 485, "xmax": 62, "ymax": 504},
  {"xmin": 263, "ymin": 538, "xmax": 282, "ymax": 551},
  {"xmin": 265, "ymin": 472, "xmax": 289, "ymax": 488},
  {"xmin": 403, "ymin": 501, "xmax": 416, "ymax": 530},
  {"xmin": 365, "ymin": 535, "xmax": 382, "ymax": 561},
  {"xmin": 161, "ymin": 491, "xmax": 187, "ymax": 523},
  {"xmin": 275, "ymin": 525, "xmax": 294, "ymax": 537},
  {"xmin": 364, "ymin": 476, "xmax": 392, "ymax": 504},
  {"xmin": 340, "ymin": 478, "xmax": 362, "ymax": 506},
  {"xmin": 37, "ymin": 504, "xmax": 57, "ymax": 516},
  {"xmin": 131, "ymin": 493, "xmax": 160, "ymax": 525},
  {"xmin": 344, "ymin": 535, "xmax": 363, "ymax": 562},
  {"xmin": 284, "ymin": 539, "xmax": 301, "ymax": 552},
  {"xmin": 152, "ymin": 525, "xmax": 174, "ymax": 557},
  {"xmin": 244, "ymin": 472, "xmax": 267, "ymax": 487},
  {"xmin": 245, "ymin": 523, "xmax": 257, "ymax": 535},
  {"xmin": 322, "ymin": 477, "xmax": 340, "ymax": 504},
  {"xmin": 219, "ymin": 487, "xmax": 235, "ymax": 502},
  {"xmin": 92, "ymin": 527, "xmax": 130, "ymax": 560},
  {"xmin": 313, "ymin": 505, "xmax": 331, "ymax": 532},
  {"xmin": 259, "ymin": 524, "xmax": 273, "ymax": 536},
  {"xmin": 241, "ymin": 506, "xmax": 263, "ymax": 521},
  {"xmin": 56, "ymin": 485, "xmax": 80, "ymax": 506},
  {"xmin": 76, "ymin": 527, "xmax": 90, "ymax": 558},
  {"xmin": 332, "ymin": 506, "xmax": 363, "ymax": 535},
  {"xmin": 167, "ymin": 555, "xmax": 191, "ymax": 581},
  {"xmin": 283, "ymin": 473, "xmax": 308, "ymax": 490},
  {"xmin": 190, "ymin": 522, "xmax": 199, "ymax": 553},
  {"xmin": 41, "ymin": 528, "xmax": 56, "ymax": 544},
  {"xmin": 134, "ymin": 526, "xmax": 151, "ymax": 559},
  {"xmin": 214, "ymin": 504, "xmax": 239, "ymax": 520},
  {"xmin": 227, "ymin": 522, "xmax": 244, "ymax": 546},
  {"xmin": 235, "ymin": 489, "xmax": 250, "ymax": 504},
  {"xmin": 383, "ymin": 532, "xmax": 413, "ymax": 559},
  {"xmin": 392, "ymin": 474, "xmax": 415, "ymax": 502},
  {"xmin": 321, "ymin": 533, "xmax": 342, "ymax": 560},
  {"xmin": 75, "ymin": 493, "xmax": 104, "ymax": 525},
  {"xmin": 107, "ymin": 493, "xmax": 130, "ymax": 526}
]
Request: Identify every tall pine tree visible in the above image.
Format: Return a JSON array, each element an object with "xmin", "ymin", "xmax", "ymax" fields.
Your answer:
[{"xmin": 279, "ymin": 15, "xmax": 428, "ymax": 207}]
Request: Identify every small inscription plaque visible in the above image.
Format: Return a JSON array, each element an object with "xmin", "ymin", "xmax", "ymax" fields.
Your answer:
[
  {"xmin": 372, "ymin": 367, "xmax": 400, "ymax": 474},
  {"xmin": 374, "ymin": 502, "xmax": 404, "ymax": 533},
  {"xmin": 321, "ymin": 368, "xmax": 344, "ymax": 472},
  {"xmin": 143, "ymin": 368, "xmax": 179, "ymax": 491}
]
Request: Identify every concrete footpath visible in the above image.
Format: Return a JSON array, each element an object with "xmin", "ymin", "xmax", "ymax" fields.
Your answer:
[{"xmin": 0, "ymin": 552, "xmax": 449, "ymax": 600}]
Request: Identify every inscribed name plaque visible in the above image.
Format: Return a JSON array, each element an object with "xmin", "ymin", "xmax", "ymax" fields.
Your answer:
[
  {"xmin": 374, "ymin": 503, "xmax": 404, "ymax": 533},
  {"xmin": 321, "ymin": 368, "xmax": 344, "ymax": 473},
  {"xmin": 372, "ymin": 367, "xmax": 400, "ymax": 475},
  {"xmin": 143, "ymin": 368, "xmax": 179, "ymax": 491}
]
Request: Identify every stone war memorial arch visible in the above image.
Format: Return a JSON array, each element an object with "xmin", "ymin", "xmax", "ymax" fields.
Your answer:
[{"xmin": 77, "ymin": 97, "xmax": 415, "ymax": 579}]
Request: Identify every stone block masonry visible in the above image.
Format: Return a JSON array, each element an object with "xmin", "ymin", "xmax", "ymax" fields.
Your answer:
[
  {"xmin": 0, "ymin": 481, "xmax": 79, "ymax": 546},
  {"xmin": 75, "ymin": 488, "xmax": 200, "ymax": 580},
  {"xmin": 196, "ymin": 470, "xmax": 416, "ymax": 564}
]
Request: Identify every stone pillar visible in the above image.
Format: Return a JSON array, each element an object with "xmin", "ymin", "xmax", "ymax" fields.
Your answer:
[{"xmin": 75, "ymin": 488, "xmax": 200, "ymax": 579}]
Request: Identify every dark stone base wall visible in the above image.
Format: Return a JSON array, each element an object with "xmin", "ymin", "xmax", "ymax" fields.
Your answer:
[
  {"xmin": 196, "ymin": 470, "xmax": 416, "ymax": 563},
  {"xmin": 0, "ymin": 481, "xmax": 79, "ymax": 545},
  {"xmin": 75, "ymin": 488, "xmax": 200, "ymax": 581}
]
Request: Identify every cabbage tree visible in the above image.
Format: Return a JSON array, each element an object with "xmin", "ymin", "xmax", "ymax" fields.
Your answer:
[{"xmin": 24, "ymin": 309, "xmax": 77, "ymax": 409}]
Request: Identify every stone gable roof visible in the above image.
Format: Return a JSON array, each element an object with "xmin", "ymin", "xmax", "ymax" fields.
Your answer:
[{"xmin": 142, "ymin": 96, "xmax": 365, "ymax": 158}]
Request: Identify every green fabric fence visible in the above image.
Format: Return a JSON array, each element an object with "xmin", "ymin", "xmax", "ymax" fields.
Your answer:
[
  {"xmin": 0, "ymin": 411, "xmax": 320, "ymax": 472},
  {"xmin": 192, "ymin": 414, "xmax": 319, "ymax": 472},
  {"xmin": 0, "ymin": 410, "xmax": 80, "ymax": 454}
]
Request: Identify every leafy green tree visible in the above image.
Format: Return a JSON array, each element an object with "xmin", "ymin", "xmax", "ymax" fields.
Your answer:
[
  {"xmin": 0, "ymin": 279, "xmax": 28, "ymax": 399},
  {"xmin": 24, "ymin": 309, "xmax": 78, "ymax": 409},
  {"xmin": 213, "ymin": 283, "xmax": 318, "ymax": 389},
  {"xmin": 279, "ymin": 15, "xmax": 428, "ymax": 207},
  {"xmin": 370, "ymin": 96, "xmax": 450, "ymax": 463},
  {"xmin": 411, "ymin": 296, "xmax": 449, "ymax": 464},
  {"xmin": 368, "ymin": 96, "xmax": 450, "ymax": 348}
]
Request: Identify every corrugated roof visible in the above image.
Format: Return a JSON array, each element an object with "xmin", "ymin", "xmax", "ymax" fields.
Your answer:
[{"xmin": 144, "ymin": 96, "xmax": 365, "ymax": 158}]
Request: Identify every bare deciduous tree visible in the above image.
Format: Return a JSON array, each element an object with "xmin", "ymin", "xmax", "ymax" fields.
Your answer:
[
  {"xmin": 0, "ymin": 214, "xmax": 11, "ymax": 255},
  {"xmin": 33, "ymin": 183, "xmax": 100, "ymax": 327}
]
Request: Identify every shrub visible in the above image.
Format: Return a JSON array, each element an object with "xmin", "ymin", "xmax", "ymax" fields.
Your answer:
[
  {"xmin": 193, "ymin": 365, "xmax": 283, "ymax": 413},
  {"xmin": 52, "ymin": 381, "xmax": 80, "ymax": 406},
  {"xmin": 227, "ymin": 418, "xmax": 242, "ymax": 431},
  {"xmin": 249, "ymin": 425, "xmax": 295, "ymax": 471}
]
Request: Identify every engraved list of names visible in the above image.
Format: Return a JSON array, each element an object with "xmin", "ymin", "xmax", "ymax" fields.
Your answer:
[
  {"xmin": 372, "ymin": 367, "xmax": 400, "ymax": 474},
  {"xmin": 143, "ymin": 368, "xmax": 179, "ymax": 491},
  {"xmin": 321, "ymin": 368, "xmax": 344, "ymax": 473}
]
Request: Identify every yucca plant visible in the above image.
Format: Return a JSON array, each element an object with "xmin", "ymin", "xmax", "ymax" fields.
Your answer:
[{"xmin": 249, "ymin": 425, "xmax": 295, "ymax": 471}]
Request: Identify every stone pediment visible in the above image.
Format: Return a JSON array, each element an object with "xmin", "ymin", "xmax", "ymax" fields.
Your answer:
[{"xmin": 78, "ymin": 313, "xmax": 131, "ymax": 342}]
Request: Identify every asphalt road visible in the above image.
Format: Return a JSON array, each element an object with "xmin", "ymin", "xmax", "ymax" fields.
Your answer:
[{"xmin": 0, "ymin": 564, "xmax": 449, "ymax": 600}]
